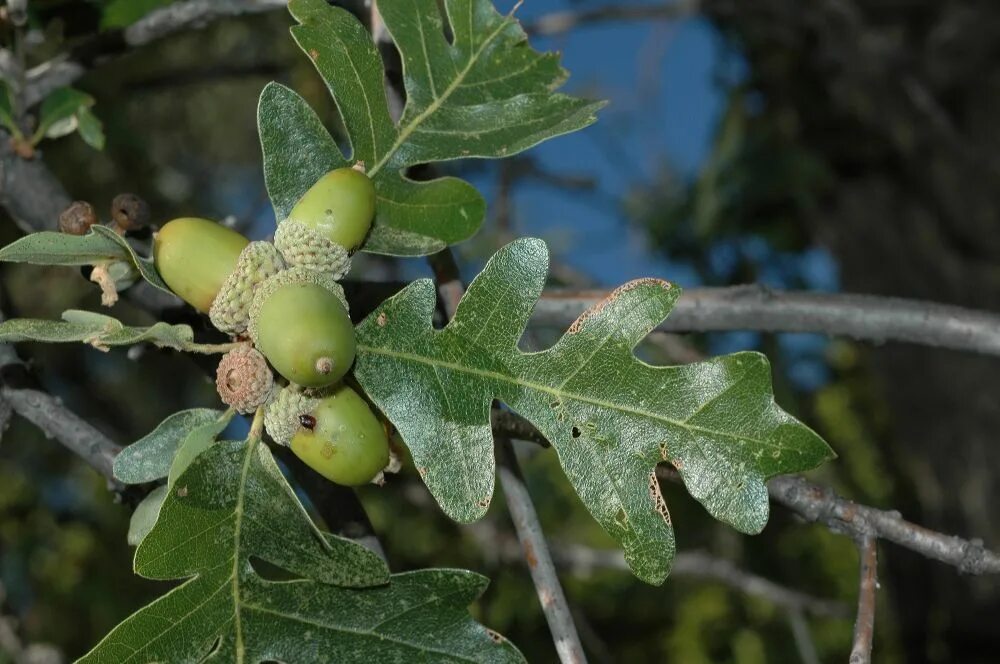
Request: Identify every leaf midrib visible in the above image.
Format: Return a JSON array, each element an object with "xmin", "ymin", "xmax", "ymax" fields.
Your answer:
[
  {"xmin": 357, "ymin": 343, "xmax": 781, "ymax": 449},
  {"xmin": 367, "ymin": 10, "xmax": 513, "ymax": 176}
]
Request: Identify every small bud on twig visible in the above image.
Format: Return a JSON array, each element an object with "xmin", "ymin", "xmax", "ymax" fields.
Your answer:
[
  {"xmin": 110, "ymin": 193, "xmax": 151, "ymax": 233},
  {"xmin": 59, "ymin": 201, "xmax": 98, "ymax": 235}
]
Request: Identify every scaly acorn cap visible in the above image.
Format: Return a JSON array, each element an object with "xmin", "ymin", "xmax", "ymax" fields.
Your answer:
[
  {"xmin": 209, "ymin": 241, "xmax": 285, "ymax": 335},
  {"xmin": 274, "ymin": 220, "xmax": 351, "ymax": 280},
  {"xmin": 247, "ymin": 266, "xmax": 349, "ymax": 344},
  {"xmin": 264, "ymin": 383, "xmax": 324, "ymax": 446},
  {"xmin": 215, "ymin": 345, "xmax": 275, "ymax": 414}
]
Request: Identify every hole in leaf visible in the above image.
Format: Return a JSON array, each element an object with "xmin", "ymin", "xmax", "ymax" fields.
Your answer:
[
  {"xmin": 249, "ymin": 555, "xmax": 304, "ymax": 582},
  {"xmin": 571, "ymin": 426, "xmax": 581, "ymax": 438}
]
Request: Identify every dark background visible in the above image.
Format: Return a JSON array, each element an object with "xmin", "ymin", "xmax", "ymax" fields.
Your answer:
[{"xmin": 2, "ymin": 0, "xmax": 999, "ymax": 661}]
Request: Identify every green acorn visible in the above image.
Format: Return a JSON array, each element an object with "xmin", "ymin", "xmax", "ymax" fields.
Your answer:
[
  {"xmin": 286, "ymin": 166, "xmax": 375, "ymax": 252},
  {"xmin": 153, "ymin": 217, "xmax": 249, "ymax": 313},
  {"xmin": 265, "ymin": 383, "xmax": 389, "ymax": 486},
  {"xmin": 249, "ymin": 268, "xmax": 353, "ymax": 388}
]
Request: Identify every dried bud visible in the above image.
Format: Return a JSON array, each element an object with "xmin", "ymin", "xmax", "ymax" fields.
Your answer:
[
  {"xmin": 215, "ymin": 346, "xmax": 274, "ymax": 414},
  {"xmin": 59, "ymin": 201, "xmax": 98, "ymax": 235},
  {"xmin": 111, "ymin": 193, "xmax": 151, "ymax": 232}
]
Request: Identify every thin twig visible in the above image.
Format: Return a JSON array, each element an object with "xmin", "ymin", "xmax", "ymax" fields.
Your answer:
[
  {"xmin": 534, "ymin": 285, "xmax": 1000, "ymax": 356},
  {"xmin": 767, "ymin": 474, "xmax": 1000, "ymax": 574},
  {"xmin": 525, "ymin": 1, "xmax": 700, "ymax": 37},
  {"xmin": 849, "ymin": 536, "xmax": 878, "ymax": 664},
  {"xmin": 24, "ymin": 0, "xmax": 290, "ymax": 106},
  {"xmin": 550, "ymin": 544, "xmax": 848, "ymax": 618},
  {"xmin": 787, "ymin": 610, "xmax": 821, "ymax": 664},
  {"xmin": 498, "ymin": 439, "xmax": 588, "ymax": 664}
]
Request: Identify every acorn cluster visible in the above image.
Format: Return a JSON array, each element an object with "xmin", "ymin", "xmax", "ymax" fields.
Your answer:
[{"xmin": 152, "ymin": 167, "xmax": 390, "ymax": 486}]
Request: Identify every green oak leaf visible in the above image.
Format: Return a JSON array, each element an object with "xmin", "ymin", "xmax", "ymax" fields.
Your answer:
[
  {"xmin": 354, "ymin": 238, "xmax": 835, "ymax": 585},
  {"xmin": 114, "ymin": 408, "xmax": 229, "ymax": 484},
  {"xmin": 32, "ymin": 87, "xmax": 102, "ymax": 149},
  {"xmin": 81, "ymin": 438, "xmax": 523, "ymax": 663},
  {"xmin": 258, "ymin": 0, "xmax": 603, "ymax": 256},
  {"xmin": 0, "ymin": 225, "xmax": 171, "ymax": 294},
  {"xmin": 0, "ymin": 310, "xmax": 194, "ymax": 351},
  {"xmin": 127, "ymin": 485, "xmax": 167, "ymax": 546}
]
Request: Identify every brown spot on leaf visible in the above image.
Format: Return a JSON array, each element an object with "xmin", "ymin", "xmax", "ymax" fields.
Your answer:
[
  {"xmin": 567, "ymin": 278, "xmax": 672, "ymax": 334},
  {"xmin": 176, "ymin": 486, "xmax": 188, "ymax": 498},
  {"xmin": 417, "ymin": 466, "xmax": 428, "ymax": 477},
  {"xmin": 477, "ymin": 496, "xmax": 491, "ymax": 509},
  {"xmin": 376, "ymin": 312, "xmax": 387, "ymax": 327},
  {"xmin": 486, "ymin": 629, "xmax": 503, "ymax": 644},
  {"xmin": 308, "ymin": 48, "xmax": 320, "ymax": 61},
  {"xmin": 649, "ymin": 472, "xmax": 671, "ymax": 525}
]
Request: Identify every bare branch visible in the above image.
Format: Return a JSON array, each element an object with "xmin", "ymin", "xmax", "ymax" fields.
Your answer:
[
  {"xmin": 0, "ymin": 138, "xmax": 72, "ymax": 235},
  {"xmin": 497, "ymin": 440, "xmax": 587, "ymax": 664},
  {"xmin": 534, "ymin": 285, "xmax": 1000, "ymax": 356},
  {"xmin": 551, "ymin": 544, "xmax": 848, "ymax": 619},
  {"xmin": 525, "ymin": 2, "xmax": 699, "ymax": 37},
  {"xmin": 849, "ymin": 536, "xmax": 878, "ymax": 664},
  {"xmin": 0, "ymin": 387, "xmax": 121, "ymax": 481},
  {"xmin": 787, "ymin": 610, "xmax": 821, "ymax": 664},
  {"xmin": 767, "ymin": 474, "xmax": 1000, "ymax": 575},
  {"xmin": 25, "ymin": 0, "xmax": 290, "ymax": 106}
]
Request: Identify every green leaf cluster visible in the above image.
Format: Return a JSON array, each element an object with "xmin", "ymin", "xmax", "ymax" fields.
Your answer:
[
  {"xmin": 87, "ymin": 433, "xmax": 524, "ymax": 662},
  {"xmin": 259, "ymin": 0, "xmax": 603, "ymax": 256}
]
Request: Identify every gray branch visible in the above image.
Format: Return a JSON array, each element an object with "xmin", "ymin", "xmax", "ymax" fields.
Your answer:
[
  {"xmin": 0, "ymin": 139, "xmax": 72, "ymax": 235},
  {"xmin": 525, "ymin": 1, "xmax": 700, "ymax": 37},
  {"xmin": 551, "ymin": 544, "xmax": 848, "ymax": 619},
  {"xmin": 533, "ymin": 285, "xmax": 1000, "ymax": 356},
  {"xmin": 0, "ymin": 387, "xmax": 121, "ymax": 481},
  {"xmin": 498, "ymin": 440, "xmax": 588, "ymax": 664},
  {"xmin": 849, "ymin": 536, "xmax": 878, "ymax": 664},
  {"xmin": 25, "ymin": 0, "xmax": 289, "ymax": 106},
  {"xmin": 768, "ymin": 474, "xmax": 1000, "ymax": 574}
]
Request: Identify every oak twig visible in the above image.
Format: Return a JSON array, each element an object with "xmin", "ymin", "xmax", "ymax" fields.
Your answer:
[
  {"xmin": 498, "ymin": 440, "xmax": 588, "ymax": 664},
  {"xmin": 767, "ymin": 474, "xmax": 1000, "ymax": 574},
  {"xmin": 25, "ymin": 0, "xmax": 289, "ymax": 106},
  {"xmin": 525, "ymin": 2, "xmax": 700, "ymax": 37},
  {"xmin": 535, "ymin": 286, "xmax": 1000, "ymax": 356},
  {"xmin": 550, "ymin": 544, "xmax": 848, "ymax": 619},
  {"xmin": 849, "ymin": 536, "xmax": 878, "ymax": 664}
]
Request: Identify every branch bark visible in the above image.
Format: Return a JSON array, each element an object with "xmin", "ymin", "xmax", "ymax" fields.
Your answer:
[
  {"xmin": 534, "ymin": 285, "xmax": 1000, "ymax": 356},
  {"xmin": 849, "ymin": 536, "xmax": 878, "ymax": 664},
  {"xmin": 498, "ymin": 440, "xmax": 588, "ymax": 664},
  {"xmin": 25, "ymin": 0, "xmax": 290, "ymax": 106},
  {"xmin": 767, "ymin": 474, "xmax": 1000, "ymax": 574},
  {"xmin": 525, "ymin": 2, "xmax": 700, "ymax": 37}
]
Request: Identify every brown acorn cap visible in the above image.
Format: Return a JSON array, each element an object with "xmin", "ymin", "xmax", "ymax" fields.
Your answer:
[{"xmin": 216, "ymin": 345, "xmax": 275, "ymax": 414}]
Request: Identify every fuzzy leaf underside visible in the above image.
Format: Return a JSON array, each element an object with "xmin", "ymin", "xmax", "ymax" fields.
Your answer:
[
  {"xmin": 114, "ymin": 408, "xmax": 230, "ymax": 484},
  {"xmin": 0, "ymin": 310, "xmax": 193, "ymax": 351},
  {"xmin": 81, "ymin": 439, "xmax": 523, "ymax": 663},
  {"xmin": 354, "ymin": 238, "xmax": 835, "ymax": 584},
  {"xmin": 0, "ymin": 225, "xmax": 170, "ymax": 293},
  {"xmin": 258, "ymin": 0, "xmax": 603, "ymax": 256}
]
